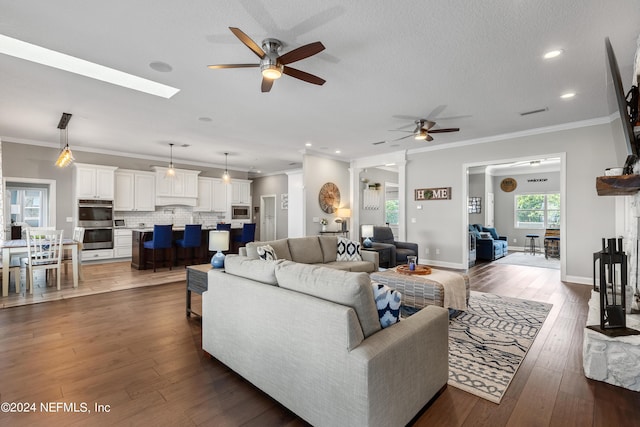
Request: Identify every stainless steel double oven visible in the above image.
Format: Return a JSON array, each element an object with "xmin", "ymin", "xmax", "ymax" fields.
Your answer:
[{"xmin": 77, "ymin": 199, "xmax": 114, "ymax": 250}]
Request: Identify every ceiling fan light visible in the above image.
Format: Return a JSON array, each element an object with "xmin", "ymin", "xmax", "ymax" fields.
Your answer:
[
  {"xmin": 261, "ymin": 65, "xmax": 282, "ymax": 80},
  {"xmin": 414, "ymin": 132, "xmax": 427, "ymax": 140}
]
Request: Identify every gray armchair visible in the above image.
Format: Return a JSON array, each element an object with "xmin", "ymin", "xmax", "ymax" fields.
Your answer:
[{"xmin": 371, "ymin": 226, "xmax": 419, "ymax": 267}]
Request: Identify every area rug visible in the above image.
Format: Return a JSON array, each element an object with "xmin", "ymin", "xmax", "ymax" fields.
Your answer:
[
  {"xmin": 492, "ymin": 252, "xmax": 560, "ymax": 270},
  {"xmin": 448, "ymin": 291, "xmax": 552, "ymax": 403}
]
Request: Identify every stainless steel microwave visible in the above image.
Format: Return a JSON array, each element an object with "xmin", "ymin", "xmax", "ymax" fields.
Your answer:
[{"xmin": 231, "ymin": 205, "xmax": 250, "ymax": 220}]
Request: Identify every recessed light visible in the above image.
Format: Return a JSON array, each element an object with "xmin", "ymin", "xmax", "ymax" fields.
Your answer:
[
  {"xmin": 0, "ymin": 34, "xmax": 180, "ymax": 98},
  {"xmin": 149, "ymin": 61, "xmax": 173, "ymax": 72},
  {"xmin": 561, "ymin": 92, "xmax": 575, "ymax": 99},
  {"xmin": 543, "ymin": 49, "xmax": 563, "ymax": 59},
  {"xmin": 335, "ymin": 150, "xmax": 341, "ymax": 154},
  {"xmin": 305, "ymin": 142, "xmax": 312, "ymax": 147}
]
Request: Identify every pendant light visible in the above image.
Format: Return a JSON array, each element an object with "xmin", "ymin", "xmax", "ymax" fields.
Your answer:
[
  {"xmin": 165, "ymin": 143, "xmax": 176, "ymax": 178},
  {"xmin": 222, "ymin": 152, "xmax": 231, "ymax": 183},
  {"xmin": 55, "ymin": 112, "xmax": 74, "ymax": 168}
]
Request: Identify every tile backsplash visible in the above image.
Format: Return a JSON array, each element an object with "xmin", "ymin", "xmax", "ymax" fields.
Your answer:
[{"xmin": 115, "ymin": 206, "xmax": 228, "ymax": 228}]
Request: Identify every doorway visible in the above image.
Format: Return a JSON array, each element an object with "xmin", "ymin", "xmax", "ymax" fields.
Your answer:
[{"xmin": 260, "ymin": 194, "xmax": 277, "ymax": 241}]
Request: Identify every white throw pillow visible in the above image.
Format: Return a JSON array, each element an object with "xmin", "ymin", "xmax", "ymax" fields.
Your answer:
[
  {"xmin": 336, "ymin": 236, "xmax": 362, "ymax": 262},
  {"xmin": 256, "ymin": 244, "xmax": 277, "ymax": 261}
]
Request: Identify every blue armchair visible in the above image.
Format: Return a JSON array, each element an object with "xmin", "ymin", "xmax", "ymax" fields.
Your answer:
[{"xmin": 469, "ymin": 224, "xmax": 508, "ymax": 260}]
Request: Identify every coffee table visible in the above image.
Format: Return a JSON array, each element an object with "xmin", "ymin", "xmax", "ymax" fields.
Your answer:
[{"xmin": 370, "ymin": 266, "xmax": 469, "ymax": 312}]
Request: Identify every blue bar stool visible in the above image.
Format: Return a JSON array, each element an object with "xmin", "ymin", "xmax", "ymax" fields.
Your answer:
[
  {"xmin": 233, "ymin": 223, "xmax": 256, "ymax": 247},
  {"xmin": 216, "ymin": 223, "xmax": 231, "ymax": 231},
  {"xmin": 143, "ymin": 225, "xmax": 173, "ymax": 272},
  {"xmin": 175, "ymin": 224, "xmax": 202, "ymax": 267},
  {"xmin": 525, "ymin": 234, "xmax": 540, "ymax": 255}
]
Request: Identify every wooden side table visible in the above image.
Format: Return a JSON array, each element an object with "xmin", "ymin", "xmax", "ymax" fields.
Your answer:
[
  {"xmin": 362, "ymin": 245, "xmax": 392, "ymax": 268},
  {"xmin": 186, "ymin": 263, "xmax": 216, "ymax": 317}
]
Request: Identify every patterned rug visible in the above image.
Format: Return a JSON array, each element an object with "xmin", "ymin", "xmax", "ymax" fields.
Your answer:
[
  {"xmin": 448, "ymin": 291, "xmax": 552, "ymax": 403},
  {"xmin": 492, "ymin": 252, "xmax": 560, "ymax": 270}
]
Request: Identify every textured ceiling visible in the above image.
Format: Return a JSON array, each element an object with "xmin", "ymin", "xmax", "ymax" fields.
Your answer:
[{"xmin": 0, "ymin": 0, "xmax": 639, "ymax": 175}]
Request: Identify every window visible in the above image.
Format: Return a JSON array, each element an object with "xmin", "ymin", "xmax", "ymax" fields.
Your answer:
[
  {"xmin": 9, "ymin": 186, "xmax": 49, "ymax": 227},
  {"xmin": 514, "ymin": 193, "xmax": 560, "ymax": 229},
  {"xmin": 385, "ymin": 184, "xmax": 399, "ymax": 225}
]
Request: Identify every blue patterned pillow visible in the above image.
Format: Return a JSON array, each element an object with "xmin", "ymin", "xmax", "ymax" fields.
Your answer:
[
  {"xmin": 336, "ymin": 236, "xmax": 362, "ymax": 261},
  {"xmin": 371, "ymin": 281, "xmax": 402, "ymax": 328}
]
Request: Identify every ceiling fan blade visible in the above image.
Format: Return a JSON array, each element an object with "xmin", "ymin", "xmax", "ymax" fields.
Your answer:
[
  {"xmin": 279, "ymin": 41, "xmax": 326, "ymax": 64},
  {"xmin": 393, "ymin": 134, "xmax": 414, "ymax": 141},
  {"xmin": 428, "ymin": 127, "xmax": 460, "ymax": 133},
  {"xmin": 283, "ymin": 66, "xmax": 326, "ymax": 85},
  {"xmin": 207, "ymin": 63, "xmax": 260, "ymax": 69},
  {"xmin": 372, "ymin": 141, "xmax": 386, "ymax": 145},
  {"xmin": 424, "ymin": 120, "xmax": 436, "ymax": 130},
  {"xmin": 261, "ymin": 77, "xmax": 274, "ymax": 92},
  {"xmin": 426, "ymin": 135, "xmax": 434, "ymax": 142},
  {"xmin": 229, "ymin": 27, "xmax": 265, "ymax": 59}
]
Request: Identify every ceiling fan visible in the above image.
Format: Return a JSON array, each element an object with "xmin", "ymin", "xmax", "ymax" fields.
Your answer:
[
  {"xmin": 378, "ymin": 119, "xmax": 460, "ymax": 144},
  {"xmin": 208, "ymin": 27, "xmax": 326, "ymax": 92}
]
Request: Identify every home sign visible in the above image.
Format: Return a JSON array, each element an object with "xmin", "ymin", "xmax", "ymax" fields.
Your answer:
[{"xmin": 414, "ymin": 187, "xmax": 451, "ymax": 201}]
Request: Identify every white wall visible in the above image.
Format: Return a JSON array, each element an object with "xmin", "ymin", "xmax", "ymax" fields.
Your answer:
[
  {"xmin": 405, "ymin": 122, "xmax": 617, "ymax": 280},
  {"xmin": 251, "ymin": 174, "xmax": 289, "ymax": 239},
  {"xmin": 359, "ymin": 167, "xmax": 398, "ymax": 227}
]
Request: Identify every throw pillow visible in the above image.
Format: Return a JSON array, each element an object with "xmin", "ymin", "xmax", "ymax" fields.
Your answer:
[
  {"xmin": 479, "ymin": 232, "xmax": 492, "ymax": 239},
  {"xmin": 371, "ymin": 281, "xmax": 401, "ymax": 328},
  {"xmin": 482, "ymin": 227, "xmax": 499, "ymax": 240},
  {"xmin": 336, "ymin": 236, "xmax": 362, "ymax": 261},
  {"xmin": 256, "ymin": 244, "xmax": 277, "ymax": 261}
]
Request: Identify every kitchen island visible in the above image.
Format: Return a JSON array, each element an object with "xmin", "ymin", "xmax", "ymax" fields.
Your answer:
[{"xmin": 131, "ymin": 226, "xmax": 243, "ymax": 270}]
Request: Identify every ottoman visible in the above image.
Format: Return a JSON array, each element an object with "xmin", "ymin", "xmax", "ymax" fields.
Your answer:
[{"xmin": 370, "ymin": 267, "xmax": 470, "ymax": 315}]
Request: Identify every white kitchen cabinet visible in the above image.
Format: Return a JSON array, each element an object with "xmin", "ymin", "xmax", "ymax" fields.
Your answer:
[
  {"xmin": 231, "ymin": 180, "xmax": 252, "ymax": 204},
  {"xmin": 212, "ymin": 180, "xmax": 228, "ymax": 212},
  {"xmin": 114, "ymin": 170, "xmax": 155, "ymax": 211},
  {"xmin": 74, "ymin": 163, "xmax": 117, "ymax": 199},
  {"xmin": 152, "ymin": 167, "xmax": 200, "ymax": 205},
  {"xmin": 195, "ymin": 177, "xmax": 228, "ymax": 212},
  {"xmin": 113, "ymin": 228, "xmax": 133, "ymax": 258}
]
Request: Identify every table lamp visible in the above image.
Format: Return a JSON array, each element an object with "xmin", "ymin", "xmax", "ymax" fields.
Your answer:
[
  {"xmin": 335, "ymin": 208, "xmax": 351, "ymax": 232},
  {"xmin": 362, "ymin": 224, "xmax": 374, "ymax": 248},
  {"xmin": 209, "ymin": 230, "xmax": 229, "ymax": 268}
]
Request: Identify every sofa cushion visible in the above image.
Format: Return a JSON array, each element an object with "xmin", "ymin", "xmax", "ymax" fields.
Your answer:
[
  {"xmin": 287, "ymin": 236, "xmax": 324, "ymax": 264},
  {"xmin": 336, "ymin": 236, "xmax": 362, "ymax": 261},
  {"xmin": 275, "ymin": 261, "xmax": 381, "ymax": 338},
  {"xmin": 246, "ymin": 239, "xmax": 292, "ymax": 261},
  {"xmin": 318, "ymin": 235, "xmax": 338, "ymax": 263},
  {"xmin": 482, "ymin": 227, "xmax": 499, "ymax": 240},
  {"xmin": 223, "ymin": 255, "xmax": 282, "ymax": 285},
  {"xmin": 372, "ymin": 282, "xmax": 402, "ymax": 328},
  {"xmin": 257, "ymin": 244, "xmax": 277, "ymax": 260}
]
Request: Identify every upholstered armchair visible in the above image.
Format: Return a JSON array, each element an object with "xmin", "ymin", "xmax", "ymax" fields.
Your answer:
[
  {"xmin": 370, "ymin": 226, "xmax": 419, "ymax": 267},
  {"xmin": 469, "ymin": 224, "xmax": 508, "ymax": 261}
]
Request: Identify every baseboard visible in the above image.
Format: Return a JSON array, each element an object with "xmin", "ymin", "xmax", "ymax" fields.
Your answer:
[
  {"xmin": 564, "ymin": 275, "xmax": 593, "ymax": 286},
  {"xmin": 420, "ymin": 258, "xmax": 466, "ymax": 270}
]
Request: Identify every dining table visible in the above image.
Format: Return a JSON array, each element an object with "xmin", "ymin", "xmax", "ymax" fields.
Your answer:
[{"xmin": 1, "ymin": 238, "xmax": 81, "ymax": 297}]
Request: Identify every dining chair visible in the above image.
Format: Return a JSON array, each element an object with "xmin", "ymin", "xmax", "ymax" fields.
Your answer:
[
  {"xmin": 63, "ymin": 226, "xmax": 85, "ymax": 280},
  {"xmin": 143, "ymin": 225, "xmax": 173, "ymax": 272},
  {"xmin": 216, "ymin": 223, "xmax": 232, "ymax": 231},
  {"xmin": 174, "ymin": 224, "xmax": 202, "ymax": 267},
  {"xmin": 24, "ymin": 228, "xmax": 64, "ymax": 294}
]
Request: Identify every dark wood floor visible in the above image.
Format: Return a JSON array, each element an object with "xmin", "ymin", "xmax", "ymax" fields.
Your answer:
[{"xmin": 0, "ymin": 260, "xmax": 639, "ymax": 426}]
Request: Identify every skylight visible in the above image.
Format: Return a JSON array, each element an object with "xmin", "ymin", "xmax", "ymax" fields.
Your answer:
[{"xmin": 0, "ymin": 34, "xmax": 180, "ymax": 99}]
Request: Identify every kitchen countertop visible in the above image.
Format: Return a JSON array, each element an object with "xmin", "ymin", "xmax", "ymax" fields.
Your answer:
[{"xmin": 127, "ymin": 225, "xmax": 242, "ymax": 232}]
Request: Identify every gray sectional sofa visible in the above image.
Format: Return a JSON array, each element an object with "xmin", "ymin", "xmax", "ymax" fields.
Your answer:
[
  {"xmin": 241, "ymin": 235, "xmax": 379, "ymax": 272},
  {"xmin": 202, "ymin": 256, "xmax": 449, "ymax": 427}
]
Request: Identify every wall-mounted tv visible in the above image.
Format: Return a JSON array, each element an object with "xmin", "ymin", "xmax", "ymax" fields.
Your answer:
[{"xmin": 605, "ymin": 37, "xmax": 639, "ymax": 170}]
